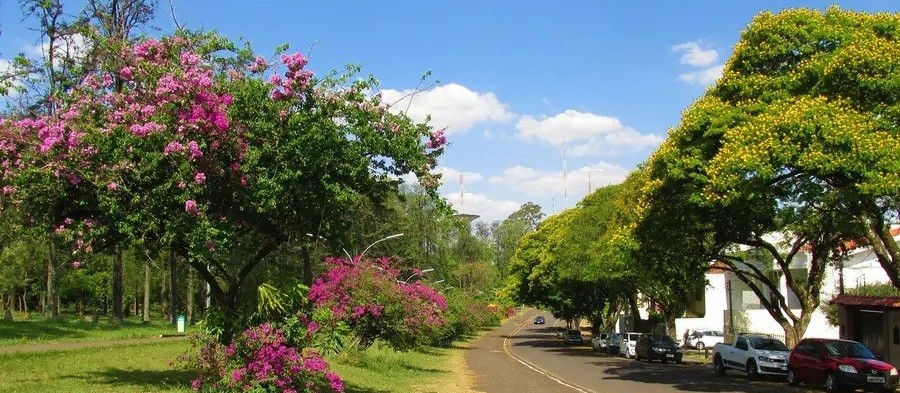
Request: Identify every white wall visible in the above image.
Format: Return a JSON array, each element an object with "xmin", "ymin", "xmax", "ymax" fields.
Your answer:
[
  {"xmin": 742, "ymin": 308, "xmax": 838, "ymax": 339},
  {"xmin": 675, "ymin": 273, "xmax": 727, "ymax": 340}
]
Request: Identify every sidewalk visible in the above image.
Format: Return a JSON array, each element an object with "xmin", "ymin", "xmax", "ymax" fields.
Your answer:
[{"xmin": 0, "ymin": 335, "xmax": 188, "ymax": 355}]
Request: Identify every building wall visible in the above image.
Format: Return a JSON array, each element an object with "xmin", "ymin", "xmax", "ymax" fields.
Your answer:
[
  {"xmin": 679, "ymin": 246, "xmax": 894, "ymax": 343},
  {"xmin": 675, "ymin": 273, "xmax": 727, "ymax": 340}
]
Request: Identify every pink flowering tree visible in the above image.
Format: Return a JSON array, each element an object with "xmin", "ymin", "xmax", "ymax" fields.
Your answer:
[
  {"xmin": 0, "ymin": 32, "xmax": 446, "ymax": 334},
  {"xmin": 308, "ymin": 256, "xmax": 447, "ymax": 350}
]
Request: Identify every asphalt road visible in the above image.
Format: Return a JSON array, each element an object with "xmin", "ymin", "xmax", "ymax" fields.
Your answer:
[{"xmin": 467, "ymin": 310, "xmax": 820, "ymax": 393}]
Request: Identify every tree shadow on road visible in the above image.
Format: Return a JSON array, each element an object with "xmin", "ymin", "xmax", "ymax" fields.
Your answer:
[{"xmin": 596, "ymin": 361, "xmax": 817, "ymax": 393}]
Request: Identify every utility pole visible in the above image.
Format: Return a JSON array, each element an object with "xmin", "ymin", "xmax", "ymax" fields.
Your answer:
[
  {"xmin": 588, "ymin": 168, "xmax": 592, "ymax": 193},
  {"xmin": 563, "ymin": 134, "xmax": 568, "ymax": 208}
]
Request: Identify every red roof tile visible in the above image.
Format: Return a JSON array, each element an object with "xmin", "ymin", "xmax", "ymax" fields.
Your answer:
[{"xmin": 832, "ymin": 294, "xmax": 900, "ymax": 309}]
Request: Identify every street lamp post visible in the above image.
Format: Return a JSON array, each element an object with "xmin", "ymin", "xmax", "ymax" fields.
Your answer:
[
  {"xmin": 306, "ymin": 233, "xmax": 353, "ymax": 261},
  {"xmin": 361, "ymin": 233, "xmax": 404, "ymax": 258},
  {"xmin": 402, "ymin": 268, "xmax": 434, "ymax": 284}
]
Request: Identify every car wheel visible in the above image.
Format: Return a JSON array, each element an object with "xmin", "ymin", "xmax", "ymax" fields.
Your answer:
[
  {"xmin": 695, "ymin": 341, "xmax": 705, "ymax": 350},
  {"xmin": 635, "ymin": 351, "xmax": 641, "ymax": 361},
  {"xmin": 787, "ymin": 368, "xmax": 800, "ymax": 386},
  {"xmin": 714, "ymin": 355, "xmax": 726, "ymax": 376},
  {"xmin": 746, "ymin": 360, "xmax": 759, "ymax": 380},
  {"xmin": 825, "ymin": 374, "xmax": 841, "ymax": 393}
]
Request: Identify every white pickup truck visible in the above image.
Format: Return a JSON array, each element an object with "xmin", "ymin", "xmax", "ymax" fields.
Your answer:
[{"xmin": 712, "ymin": 335, "xmax": 792, "ymax": 379}]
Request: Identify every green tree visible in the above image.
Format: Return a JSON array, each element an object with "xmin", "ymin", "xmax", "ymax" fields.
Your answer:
[{"xmin": 636, "ymin": 7, "xmax": 899, "ymax": 345}]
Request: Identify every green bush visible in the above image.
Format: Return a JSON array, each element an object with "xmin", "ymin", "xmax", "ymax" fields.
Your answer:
[{"xmin": 430, "ymin": 291, "xmax": 501, "ymax": 346}]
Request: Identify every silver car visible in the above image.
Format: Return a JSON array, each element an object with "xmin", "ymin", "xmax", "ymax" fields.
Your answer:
[{"xmin": 619, "ymin": 332, "xmax": 643, "ymax": 358}]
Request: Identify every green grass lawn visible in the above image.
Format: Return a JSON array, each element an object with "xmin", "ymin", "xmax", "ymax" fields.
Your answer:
[
  {"xmin": 0, "ymin": 316, "xmax": 196, "ymax": 347},
  {"xmin": 0, "ymin": 340, "xmax": 194, "ymax": 393},
  {"xmin": 0, "ymin": 316, "xmax": 474, "ymax": 392},
  {"xmin": 329, "ymin": 343, "xmax": 470, "ymax": 393},
  {"xmin": 0, "ymin": 340, "xmax": 470, "ymax": 393}
]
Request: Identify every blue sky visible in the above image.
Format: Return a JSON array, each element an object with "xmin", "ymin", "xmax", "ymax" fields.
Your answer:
[{"xmin": 1, "ymin": 1, "xmax": 897, "ymax": 221}]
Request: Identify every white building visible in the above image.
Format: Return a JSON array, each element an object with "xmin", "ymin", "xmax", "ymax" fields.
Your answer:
[{"xmin": 676, "ymin": 228, "xmax": 900, "ymax": 342}]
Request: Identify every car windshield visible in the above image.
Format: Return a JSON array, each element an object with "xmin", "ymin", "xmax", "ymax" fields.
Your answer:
[
  {"xmin": 649, "ymin": 335, "xmax": 676, "ymax": 344},
  {"xmin": 748, "ymin": 337, "xmax": 789, "ymax": 351},
  {"xmin": 825, "ymin": 341, "xmax": 877, "ymax": 359},
  {"xmin": 610, "ymin": 334, "xmax": 622, "ymax": 340},
  {"xmin": 567, "ymin": 330, "xmax": 581, "ymax": 335}
]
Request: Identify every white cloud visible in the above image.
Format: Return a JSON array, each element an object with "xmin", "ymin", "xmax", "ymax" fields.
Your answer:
[
  {"xmin": 396, "ymin": 166, "xmax": 483, "ymax": 191},
  {"xmin": 516, "ymin": 110, "xmax": 662, "ymax": 156},
  {"xmin": 22, "ymin": 33, "xmax": 90, "ymax": 65},
  {"xmin": 380, "ymin": 83, "xmax": 514, "ymax": 135},
  {"xmin": 444, "ymin": 192, "xmax": 521, "ymax": 222},
  {"xmin": 436, "ymin": 166, "xmax": 483, "ymax": 185},
  {"xmin": 0, "ymin": 59, "xmax": 24, "ymax": 93},
  {"xmin": 671, "ymin": 41, "xmax": 719, "ymax": 67},
  {"xmin": 678, "ymin": 64, "xmax": 725, "ymax": 86},
  {"xmin": 489, "ymin": 162, "xmax": 630, "ymax": 198}
]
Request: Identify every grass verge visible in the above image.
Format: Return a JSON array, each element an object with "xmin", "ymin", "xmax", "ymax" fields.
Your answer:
[
  {"xmin": 0, "ymin": 340, "xmax": 193, "ymax": 393},
  {"xmin": 0, "ymin": 337, "xmax": 478, "ymax": 392},
  {"xmin": 0, "ymin": 317, "xmax": 196, "ymax": 347},
  {"xmin": 329, "ymin": 342, "xmax": 475, "ymax": 393}
]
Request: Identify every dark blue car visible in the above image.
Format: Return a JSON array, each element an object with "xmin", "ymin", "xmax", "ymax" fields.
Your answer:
[{"xmin": 533, "ymin": 316, "xmax": 545, "ymax": 324}]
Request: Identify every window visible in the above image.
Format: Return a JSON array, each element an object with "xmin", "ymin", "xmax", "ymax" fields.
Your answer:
[{"xmin": 736, "ymin": 337, "xmax": 748, "ymax": 351}]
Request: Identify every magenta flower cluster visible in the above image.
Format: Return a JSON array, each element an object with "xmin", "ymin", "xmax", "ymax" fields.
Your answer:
[
  {"xmin": 270, "ymin": 53, "xmax": 314, "ymax": 101},
  {"xmin": 308, "ymin": 256, "xmax": 448, "ymax": 349},
  {"xmin": 190, "ymin": 323, "xmax": 344, "ymax": 393}
]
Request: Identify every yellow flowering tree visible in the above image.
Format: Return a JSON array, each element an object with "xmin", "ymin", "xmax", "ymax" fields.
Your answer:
[{"xmin": 640, "ymin": 7, "xmax": 899, "ymax": 346}]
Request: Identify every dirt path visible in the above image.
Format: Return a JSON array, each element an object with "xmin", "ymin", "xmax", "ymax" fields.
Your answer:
[{"xmin": 0, "ymin": 335, "xmax": 188, "ymax": 355}]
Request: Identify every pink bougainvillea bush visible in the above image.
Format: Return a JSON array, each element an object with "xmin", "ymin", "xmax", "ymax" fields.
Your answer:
[
  {"xmin": 308, "ymin": 257, "xmax": 447, "ymax": 350},
  {"xmin": 187, "ymin": 323, "xmax": 344, "ymax": 393}
]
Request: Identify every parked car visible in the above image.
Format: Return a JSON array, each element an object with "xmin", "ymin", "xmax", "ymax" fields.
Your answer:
[
  {"xmin": 619, "ymin": 332, "xmax": 643, "ymax": 359},
  {"xmin": 687, "ymin": 329, "xmax": 725, "ymax": 350},
  {"xmin": 533, "ymin": 316, "xmax": 545, "ymax": 324},
  {"xmin": 636, "ymin": 334, "xmax": 684, "ymax": 363},
  {"xmin": 606, "ymin": 333, "xmax": 622, "ymax": 355},
  {"xmin": 788, "ymin": 338, "xmax": 899, "ymax": 393},
  {"xmin": 712, "ymin": 334, "xmax": 790, "ymax": 379},
  {"xmin": 592, "ymin": 333, "xmax": 610, "ymax": 352},
  {"xmin": 564, "ymin": 329, "xmax": 584, "ymax": 345}
]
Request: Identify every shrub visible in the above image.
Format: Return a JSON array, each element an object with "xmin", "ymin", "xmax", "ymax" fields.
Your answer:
[
  {"xmin": 431, "ymin": 291, "xmax": 502, "ymax": 346},
  {"xmin": 308, "ymin": 257, "xmax": 447, "ymax": 351},
  {"xmin": 187, "ymin": 323, "xmax": 344, "ymax": 393}
]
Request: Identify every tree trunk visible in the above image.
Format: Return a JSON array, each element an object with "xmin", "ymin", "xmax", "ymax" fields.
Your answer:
[
  {"xmin": 47, "ymin": 239, "xmax": 59, "ymax": 320},
  {"xmin": 186, "ymin": 268, "xmax": 194, "ymax": 324},
  {"xmin": 169, "ymin": 251, "xmax": 177, "ymax": 324},
  {"xmin": 112, "ymin": 245, "xmax": 124, "ymax": 322},
  {"xmin": 589, "ymin": 313, "xmax": 603, "ymax": 335},
  {"xmin": 666, "ymin": 314, "xmax": 677, "ymax": 340},
  {"xmin": 161, "ymin": 262, "xmax": 169, "ymax": 320},
  {"xmin": 143, "ymin": 261, "xmax": 151, "ymax": 322},
  {"xmin": 301, "ymin": 245, "xmax": 313, "ymax": 287},
  {"xmin": 3, "ymin": 292, "xmax": 12, "ymax": 321},
  {"xmin": 629, "ymin": 294, "xmax": 641, "ymax": 329}
]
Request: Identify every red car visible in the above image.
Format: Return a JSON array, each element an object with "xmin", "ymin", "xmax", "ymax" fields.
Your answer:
[{"xmin": 788, "ymin": 338, "xmax": 899, "ymax": 393}]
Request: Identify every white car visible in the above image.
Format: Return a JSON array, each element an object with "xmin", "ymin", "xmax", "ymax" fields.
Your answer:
[
  {"xmin": 688, "ymin": 329, "xmax": 725, "ymax": 350},
  {"xmin": 619, "ymin": 332, "xmax": 643, "ymax": 359},
  {"xmin": 591, "ymin": 333, "xmax": 610, "ymax": 352},
  {"xmin": 712, "ymin": 335, "xmax": 790, "ymax": 379}
]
